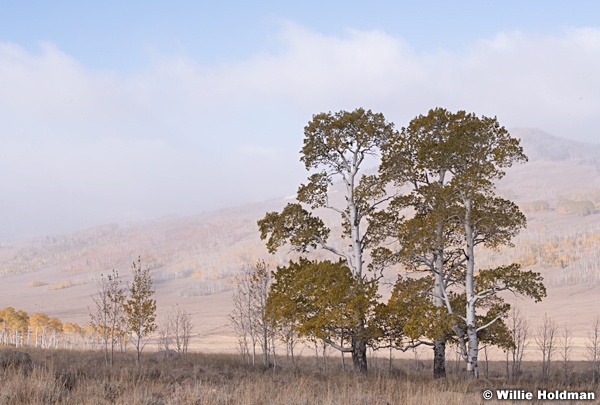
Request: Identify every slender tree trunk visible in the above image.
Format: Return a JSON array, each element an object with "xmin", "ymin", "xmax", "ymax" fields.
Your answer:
[
  {"xmin": 110, "ymin": 329, "xmax": 115, "ymax": 366},
  {"xmin": 341, "ymin": 334, "xmax": 346, "ymax": 371},
  {"xmin": 271, "ymin": 333, "xmax": 277, "ymax": 369},
  {"xmin": 134, "ymin": 330, "xmax": 142, "ymax": 370},
  {"xmin": 262, "ymin": 315, "xmax": 269, "ymax": 367},
  {"xmin": 251, "ymin": 336, "xmax": 256, "ymax": 366},
  {"xmin": 433, "ymin": 221, "xmax": 447, "ymax": 378},
  {"xmin": 104, "ymin": 334, "xmax": 109, "ymax": 366},
  {"xmin": 464, "ymin": 197, "xmax": 479, "ymax": 379}
]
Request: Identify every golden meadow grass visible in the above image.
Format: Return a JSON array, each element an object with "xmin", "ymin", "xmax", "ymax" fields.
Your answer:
[{"xmin": 1, "ymin": 347, "xmax": 598, "ymax": 405}]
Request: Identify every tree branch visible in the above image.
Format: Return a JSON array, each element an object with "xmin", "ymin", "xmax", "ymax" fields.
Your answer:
[
  {"xmin": 316, "ymin": 237, "xmax": 355, "ymax": 270},
  {"xmin": 322, "ymin": 337, "xmax": 352, "ymax": 352},
  {"xmin": 326, "ymin": 204, "xmax": 350, "ymax": 222},
  {"xmin": 476, "ymin": 314, "xmax": 503, "ymax": 333},
  {"xmin": 374, "ymin": 339, "xmax": 433, "ymax": 352}
]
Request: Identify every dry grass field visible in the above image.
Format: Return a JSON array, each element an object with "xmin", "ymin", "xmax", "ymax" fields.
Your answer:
[{"xmin": 1, "ymin": 347, "xmax": 599, "ymax": 405}]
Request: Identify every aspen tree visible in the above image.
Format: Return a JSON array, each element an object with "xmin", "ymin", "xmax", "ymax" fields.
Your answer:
[
  {"xmin": 123, "ymin": 256, "xmax": 157, "ymax": 369},
  {"xmin": 379, "ymin": 108, "xmax": 546, "ymax": 378},
  {"xmin": 258, "ymin": 108, "xmax": 395, "ymax": 372}
]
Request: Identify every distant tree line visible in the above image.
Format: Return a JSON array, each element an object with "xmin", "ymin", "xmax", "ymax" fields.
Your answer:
[{"xmin": 0, "ymin": 306, "xmax": 89, "ymax": 349}]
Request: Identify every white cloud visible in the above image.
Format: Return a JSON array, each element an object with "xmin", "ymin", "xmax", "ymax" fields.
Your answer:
[{"xmin": 0, "ymin": 24, "xmax": 599, "ymax": 239}]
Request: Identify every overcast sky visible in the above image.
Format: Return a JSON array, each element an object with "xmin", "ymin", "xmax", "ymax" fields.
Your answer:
[{"xmin": 1, "ymin": 1, "xmax": 599, "ymax": 241}]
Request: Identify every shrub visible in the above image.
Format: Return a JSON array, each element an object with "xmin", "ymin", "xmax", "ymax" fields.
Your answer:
[
  {"xmin": 0, "ymin": 350, "xmax": 32, "ymax": 373},
  {"xmin": 557, "ymin": 199, "xmax": 595, "ymax": 216}
]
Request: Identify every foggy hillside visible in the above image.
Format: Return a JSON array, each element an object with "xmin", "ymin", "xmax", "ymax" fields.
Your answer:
[
  {"xmin": 1, "ymin": 128, "xmax": 599, "ymax": 352},
  {"xmin": 512, "ymin": 127, "xmax": 600, "ymax": 166}
]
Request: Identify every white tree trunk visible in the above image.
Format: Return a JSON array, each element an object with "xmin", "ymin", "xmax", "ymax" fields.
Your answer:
[
  {"xmin": 464, "ymin": 196, "xmax": 479, "ymax": 378},
  {"xmin": 433, "ymin": 221, "xmax": 447, "ymax": 378}
]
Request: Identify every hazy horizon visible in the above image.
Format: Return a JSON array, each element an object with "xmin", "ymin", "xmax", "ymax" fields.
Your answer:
[{"xmin": 1, "ymin": 2, "xmax": 600, "ymax": 241}]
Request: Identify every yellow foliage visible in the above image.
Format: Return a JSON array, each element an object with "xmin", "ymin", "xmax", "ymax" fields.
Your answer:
[
  {"xmin": 519, "ymin": 200, "xmax": 550, "ymax": 213},
  {"xmin": 27, "ymin": 279, "xmax": 48, "ymax": 287},
  {"xmin": 63, "ymin": 322, "xmax": 82, "ymax": 334},
  {"xmin": 557, "ymin": 199, "xmax": 595, "ymax": 216},
  {"xmin": 47, "ymin": 279, "xmax": 87, "ymax": 290},
  {"xmin": 62, "ymin": 263, "xmax": 86, "ymax": 274},
  {"xmin": 29, "ymin": 312, "xmax": 50, "ymax": 328},
  {"xmin": 516, "ymin": 252, "xmax": 536, "ymax": 267}
]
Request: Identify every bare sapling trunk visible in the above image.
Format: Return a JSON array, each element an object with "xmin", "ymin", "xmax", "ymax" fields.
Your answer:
[
  {"xmin": 560, "ymin": 323, "xmax": 573, "ymax": 382},
  {"xmin": 507, "ymin": 307, "xmax": 530, "ymax": 379},
  {"xmin": 535, "ymin": 313, "xmax": 557, "ymax": 380},
  {"xmin": 229, "ymin": 261, "xmax": 272, "ymax": 367},
  {"xmin": 586, "ymin": 316, "xmax": 600, "ymax": 383}
]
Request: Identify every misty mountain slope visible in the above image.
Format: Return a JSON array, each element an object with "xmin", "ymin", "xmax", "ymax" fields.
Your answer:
[
  {"xmin": 511, "ymin": 127, "xmax": 600, "ymax": 166},
  {"xmin": 0, "ymin": 128, "xmax": 599, "ymax": 352}
]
